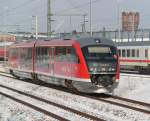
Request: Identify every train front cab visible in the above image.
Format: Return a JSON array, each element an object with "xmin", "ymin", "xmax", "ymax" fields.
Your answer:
[{"xmin": 73, "ymin": 44, "xmax": 120, "ymax": 93}]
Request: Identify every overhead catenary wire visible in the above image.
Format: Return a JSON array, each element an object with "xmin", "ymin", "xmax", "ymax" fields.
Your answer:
[
  {"xmin": 0, "ymin": 0, "xmax": 38, "ymax": 17},
  {"xmin": 54, "ymin": 0, "xmax": 102, "ymax": 14}
]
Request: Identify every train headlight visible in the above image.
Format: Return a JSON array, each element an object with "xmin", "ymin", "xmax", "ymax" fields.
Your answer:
[
  {"xmin": 111, "ymin": 68, "xmax": 115, "ymax": 71},
  {"xmin": 90, "ymin": 67, "xmax": 94, "ymax": 71},
  {"xmin": 101, "ymin": 68, "xmax": 106, "ymax": 71},
  {"xmin": 109, "ymin": 68, "xmax": 115, "ymax": 71},
  {"xmin": 108, "ymin": 68, "xmax": 112, "ymax": 71}
]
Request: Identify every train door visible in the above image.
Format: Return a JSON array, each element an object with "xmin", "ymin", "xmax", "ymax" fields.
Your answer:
[{"xmin": 49, "ymin": 47, "xmax": 55, "ymax": 77}]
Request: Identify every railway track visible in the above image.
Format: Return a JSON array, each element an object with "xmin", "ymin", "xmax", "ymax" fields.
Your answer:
[
  {"xmin": 85, "ymin": 94, "xmax": 150, "ymax": 114},
  {"xmin": 0, "ymin": 71, "xmax": 150, "ymax": 119},
  {"xmin": 0, "ymin": 83, "xmax": 104, "ymax": 121},
  {"xmin": 0, "ymin": 91, "xmax": 68, "ymax": 121}
]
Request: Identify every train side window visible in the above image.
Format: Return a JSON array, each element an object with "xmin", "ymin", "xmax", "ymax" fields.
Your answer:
[
  {"xmin": 36, "ymin": 47, "xmax": 41, "ymax": 65},
  {"xmin": 70, "ymin": 48, "xmax": 79, "ymax": 63},
  {"xmin": 27, "ymin": 48, "xmax": 32, "ymax": 60},
  {"xmin": 55, "ymin": 47, "xmax": 66, "ymax": 62},
  {"xmin": 41, "ymin": 47, "xmax": 49, "ymax": 66},
  {"xmin": 132, "ymin": 49, "xmax": 135, "ymax": 57},
  {"xmin": 20, "ymin": 48, "xmax": 27, "ymax": 59},
  {"xmin": 56, "ymin": 47, "xmax": 79, "ymax": 63},
  {"xmin": 145, "ymin": 49, "xmax": 148, "ymax": 58},
  {"xmin": 127, "ymin": 49, "xmax": 130, "ymax": 57},
  {"xmin": 122, "ymin": 49, "xmax": 126, "ymax": 57},
  {"xmin": 137, "ymin": 49, "xmax": 139, "ymax": 57},
  {"xmin": 10, "ymin": 48, "xmax": 18, "ymax": 57},
  {"xmin": 118, "ymin": 49, "xmax": 121, "ymax": 57}
]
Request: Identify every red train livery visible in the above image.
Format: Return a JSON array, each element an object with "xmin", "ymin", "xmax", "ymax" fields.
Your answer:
[{"xmin": 8, "ymin": 37, "xmax": 120, "ymax": 93}]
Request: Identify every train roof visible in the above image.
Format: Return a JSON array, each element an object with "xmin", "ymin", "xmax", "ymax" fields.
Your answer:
[
  {"xmin": 10, "ymin": 37, "xmax": 115, "ymax": 48},
  {"xmin": 116, "ymin": 41, "xmax": 150, "ymax": 47},
  {"xmin": 35, "ymin": 39, "xmax": 76, "ymax": 47},
  {"xmin": 10, "ymin": 41, "xmax": 36, "ymax": 48},
  {"xmin": 76, "ymin": 37, "xmax": 115, "ymax": 47}
]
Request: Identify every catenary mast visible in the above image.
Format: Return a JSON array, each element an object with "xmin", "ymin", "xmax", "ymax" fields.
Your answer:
[{"xmin": 47, "ymin": 0, "xmax": 52, "ymax": 39}]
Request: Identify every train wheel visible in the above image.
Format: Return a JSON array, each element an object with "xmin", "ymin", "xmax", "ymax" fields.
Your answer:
[
  {"xmin": 10, "ymin": 70, "xmax": 20, "ymax": 79},
  {"xmin": 31, "ymin": 73, "xmax": 38, "ymax": 81},
  {"xmin": 65, "ymin": 79, "xmax": 79, "ymax": 94},
  {"xmin": 9, "ymin": 69, "xmax": 13, "ymax": 75}
]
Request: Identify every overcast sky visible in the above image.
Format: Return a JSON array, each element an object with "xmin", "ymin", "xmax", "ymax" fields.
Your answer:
[{"xmin": 0, "ymin": 0, "xmax": 149, "ymax": 33}]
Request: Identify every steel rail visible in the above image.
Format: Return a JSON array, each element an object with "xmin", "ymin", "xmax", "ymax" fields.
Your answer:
[
  {"xmin": 0, "ymin": 72, "xmax": 150, "ymax": 115},
  {"xmin": 0, "ymin": 91, "xmax": 69, "ymax": 121},
  {"xmin": 82, "ymin": 94, "xmax": 150, "ymax": 114},
  {"xmin": 0, "ymin": 84, "xmax": 105, "ymax": 121}
]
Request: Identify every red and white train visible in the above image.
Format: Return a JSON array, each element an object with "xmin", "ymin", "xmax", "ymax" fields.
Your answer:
[
  {"xmin": 117, "ymin": 41, "xmax": 150, "ymax": 73},
  {"xmin": 8, "ymin": 37, "xmax": 120, "ymax": 93}
]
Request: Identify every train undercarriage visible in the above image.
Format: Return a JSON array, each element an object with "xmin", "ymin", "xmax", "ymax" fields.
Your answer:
[{"xmin": 10, "ymin": 69, "xmax": 119, "ymax": 94}]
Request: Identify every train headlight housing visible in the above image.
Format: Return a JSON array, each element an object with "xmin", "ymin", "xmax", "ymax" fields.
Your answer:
[
  {"xmin": 108, "ymin": 67, "xmax": 115, "ymax": 71},
  {"xmin": 90, "ymin": 67, "xmax": 94, "ymax": 71},
  {"xmin": 111, "ymin": 68, "xmax": 115, "ymax": 71}
]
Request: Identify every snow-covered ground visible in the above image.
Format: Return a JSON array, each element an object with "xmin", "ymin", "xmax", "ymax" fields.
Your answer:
[
  {"xmin": 114, "ymin": 73, "xmax": 150, "ymax": 103},
  {"xmin": 0, "ymin": 72, "xmax": 149, "ymax": 121}
]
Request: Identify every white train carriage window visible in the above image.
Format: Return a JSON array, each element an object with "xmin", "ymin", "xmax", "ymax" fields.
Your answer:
[
  {"xmin": 145, "ymin": 49, "xmax": 148, "ymax": 58},
  {"xmin": 127, "ymin": 49, "xmax": 130, "ymax": 57},
  {"xmin": 132, "ymin": 49, "xmax": 135, "ymax": 57},
  {"xmin": 118, "ymin": 49, "xmax": 121, "ymax": 57},
  {"xmin": 122, "ymin": 49, "xmax": 126, "ymax": 57},
  {"xmin": 137, "ymin": 49, "xmax": 139, "ymax": 57}
]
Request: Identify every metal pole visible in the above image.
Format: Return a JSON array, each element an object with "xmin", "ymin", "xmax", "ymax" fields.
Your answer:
[
  {"xmin": 90, "ymin": 0, "xmax": 92, "ymax": 37},
  {"xmin": 31, "ymin": 16, "xmax": 34, "ymax": 37},
  {"xmin": 132, "ymin": 14, "xmax": 135, "ymax": 41},
  {"xmin": 47, "ymin": 0, "xmax": 52, "ymax": 39},
  {"xmin": 35, "ymin": 16, "xmax": 38, "ymax": 40},
  {"xmin": 83, "ymin": 14, "xmax": 86, "ymax": 33},
  {"xmin": 117, "ymin": 2, "xmax": 121, "ymax": 42},
  {"xmin": 70, "ymin": 16, "xmax": 72, "ymax": 34},
  {"xmin": 4, "ymin": 38, "xmax": 6, "ymax": 65}
]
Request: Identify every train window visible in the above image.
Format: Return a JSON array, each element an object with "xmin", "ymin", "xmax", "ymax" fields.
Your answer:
[
  {"xmin": 132, "ymin": 49, "xmax": 135, "ymax": 57},
  {"xmin": 145, "ymin": 49, "xmax": 148, "ymax": 58},
  {"xmin": 36, "ymin": 47, "xmax": 41, "ymax": 66},
  {"xmin": 20, "ymin": 48, "xmax": 26, "ymax": 59},
  {"xmin": 122, "ymin": 49, "xmax": 126, "ymax": 57},
  {"xmin": 137, "ymin": 49, "xmax": 139, "ymax": 57},
  {"xmin": 118, "ymin": 49, "xmax": 121, "ymax": 57},
  {"xmin": 35, "ymin": 47, "xmax": 50, "ymax": 67},
  {"xmin": 27, "ymin": 48, "xmax": 32, "ymax": 60},
  {"xmin": 56, "ymin": 47, "xmax": 79, "ymax": 63},
  {"xmin": 36, "ymin": 47, "xmax": 41, "ymax": 58},
  {"xmin": 69, "ymin": 48, "xmax": 79, "ymax": 63},
  {"xmin": 10, "ymin": 48, "xmax": 18, "ymax": 57},
  {"xmin": 88, "ymin": 47, "xmax": 110, "ymax": 53},
  {"xmin": 55, "ymin": 47, "xmax": 66, "ymax": 62},
  {"xmin": 127, "ymin": 49, "xmax": 130, "ymax": 57}
]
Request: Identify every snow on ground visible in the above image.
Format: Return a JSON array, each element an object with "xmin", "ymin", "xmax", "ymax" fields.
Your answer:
[
  {"xmin": 0, "ymin": 95, "xmax": 57, "ymax": 121},
  {"xmin": 114, "ymin": 73, "xmax": 150, "ymax": 103},
  {"xmin": 0, "ymin": 73, "xmax": 150, "ymax": 121}
]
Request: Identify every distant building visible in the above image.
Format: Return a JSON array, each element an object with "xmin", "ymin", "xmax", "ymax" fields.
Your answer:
[
  {"xmin": 0, "ymin": 34, "xmax": 16, "ymax": 42},
  {"xmin": 122, "ymin": 12, "xmax": 140, "ymax": 31}
]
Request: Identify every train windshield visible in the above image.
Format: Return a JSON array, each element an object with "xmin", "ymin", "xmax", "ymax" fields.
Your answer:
[{"xmin": 82, "ymin": 46, "xmax": 117, "ymax": 62}]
